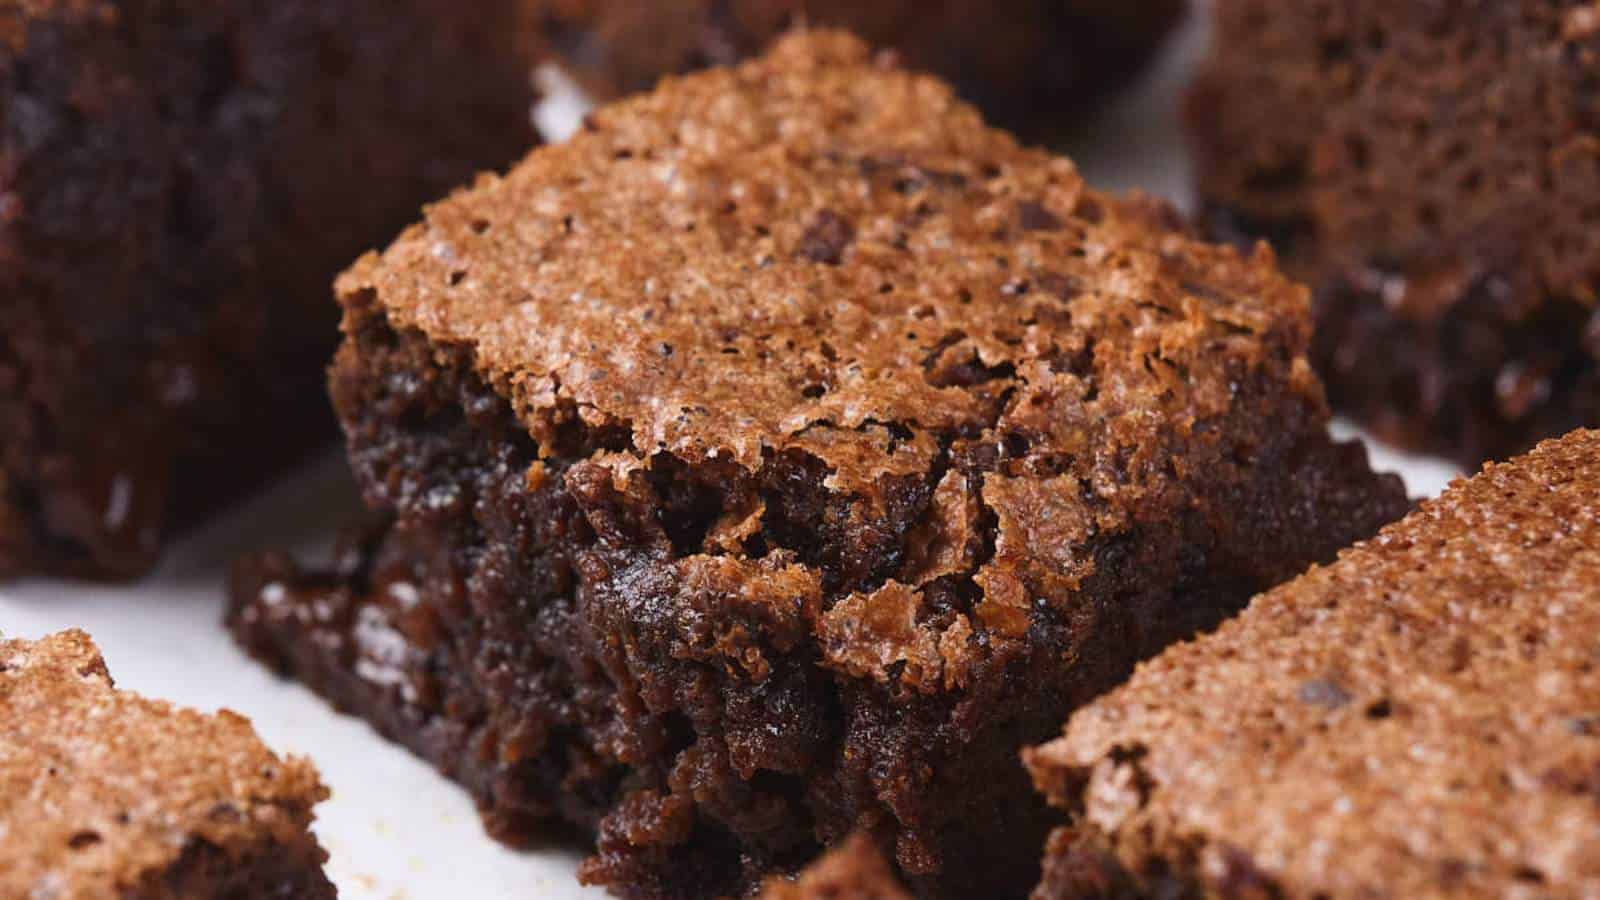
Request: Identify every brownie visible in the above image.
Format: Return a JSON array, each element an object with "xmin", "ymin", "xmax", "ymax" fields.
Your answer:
[
  {"xmin": 529, "ymin": 0, "xmax": 1186, "ymax": 135},
  {"xmin": 0, "ymin": 0, "xmax": 540, "ymax": 580},
  {"xmin": 1026, "ymin": 428, "xmax": 1600, "ymax": 899},
  {"xmin": 0, "ymin": 629, "xmax": 334, "ymax": 897},
  {"xmin": 758, "ymin": 833, "xmax": 910, "ymax": 900},
  {"xmin": 1188, "ymin": 1, "xmax": 1600, "ymax": 467},
  {"xmin": 226, "ymin": 32, "xmax": 1408, "ymax": 899}
]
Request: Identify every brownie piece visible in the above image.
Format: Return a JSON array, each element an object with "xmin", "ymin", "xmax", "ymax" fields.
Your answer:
[
  {"xmin": 0, "ymin": 629, "xmax": 334, "ymax": 897},
  {"xmin": 529, "ymin": 0, "xmax": 1186, "ymax": 135},
  {"xmin": 1188, "ymin": 1, "xmax": 1600, "ymax": 467},
  {"xmin": 758, "ymin": 833, "xmax": 910, "ymax": 900},
  {"xmin": 0, "ymin": 0, "xmax": 540, "ymax": 580},
  {"xmin": 1026, "ymin": 428, "xmax": 1600, "ymax": 899},
  {"xmin": 226, "ymin": 32, "xmax": 1408, "ymax": 899}
]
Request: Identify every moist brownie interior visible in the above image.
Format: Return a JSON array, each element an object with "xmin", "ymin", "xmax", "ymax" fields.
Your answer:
[
  {"xmin": 228, "ymin": 31, "xmax": 1408, "ymax": 899},
  {"xmin": 0, "ymin": 629, "xmax": 334, "ymax": 898},
  {"xmin": 1189, "ymin": 0, "xmax": 1600, "ymax": 466},
  {"xmin": 1027, "ymin": 428, "xmax": 1600, "ymax": 898},
  {"xmin": 0, "ymin": 0, "xmax": 540, "ymax": 579}
]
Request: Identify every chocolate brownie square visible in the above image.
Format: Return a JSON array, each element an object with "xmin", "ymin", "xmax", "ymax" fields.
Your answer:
[
  {"xmin": 0, "ymin": 629, "xmax": 334, "ymax": 897},
  {"xmin": 0, "ymin": 0, "xmax": 540, "ymax": 579},
  {"xmin": 1027, "ymin": 428, "xmax": 1600, "ymax": 898},
  {"xmin": 530, "ymin": 0, "xmax": 1186, "ymax": 135},
  {"xmin": 227, "ymin": 32, "xmax": 1407, "ymax": 898},
  {"xmin": 1189, "ymin": 1, "xmax": 1600, "ymax": 467}
]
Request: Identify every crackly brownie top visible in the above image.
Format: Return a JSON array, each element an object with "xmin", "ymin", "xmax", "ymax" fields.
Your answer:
[
  {"xmin": 0, "ymin": 630, "xmax": 327, "ymax": 895},
  {"xmin": 1028, "ymin": 429, "xmax": 1600, "ymax": 897},
  {"xmin": 340, "ymin": 30, "xmax": 1314, "ymax": 477}
]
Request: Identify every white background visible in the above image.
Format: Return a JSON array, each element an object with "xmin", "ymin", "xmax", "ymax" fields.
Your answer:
[{"xmin": 1, "ymin": 14, "xmax": 1464, "ymax": 899}]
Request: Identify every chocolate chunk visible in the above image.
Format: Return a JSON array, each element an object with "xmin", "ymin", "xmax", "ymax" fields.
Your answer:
[{"xmin": 799, "ymin": 209, "xmax": 856, "ymax": 265}]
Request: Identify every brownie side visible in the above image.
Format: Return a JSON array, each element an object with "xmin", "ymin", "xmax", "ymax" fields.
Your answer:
[
  {"xmin": 0, "ymin": 0, "xmax": 539, "ymax": 580},
  {"xmin": 1026, "ymin": 429, "xmax": 1600, "ymax": 899},
  {"xmin": 1188, "ymin": 1, "xmax": 1600, "ymax": 467},
  {"xmin": 229, "ymin": 33, "xmax": 1408, "ymax": 899},
  {"xmin": 529, "ymin": 0, "xmax": 1185, "ymax": 135},
  {"xmin": 0, "ymin": 629, "xmax": 334, "ymax": 898}
]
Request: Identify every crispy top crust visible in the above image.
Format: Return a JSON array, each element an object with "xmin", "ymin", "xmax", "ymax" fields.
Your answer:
[
  {"xmin": 0, "ymin": 630, "xmax": 327, "ymax": 897},
  {"xmin": 1027, "ymin": 429, "xmax": 1600, "ymax": 898},
  {"xmin": 339, "ymin": 30, "xmax": 1314, "ymax": 476}
]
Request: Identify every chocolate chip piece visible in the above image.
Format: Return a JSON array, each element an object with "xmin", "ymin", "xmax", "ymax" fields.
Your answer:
[{"xmin": 799, "ymin": 209, "xmax": 855, "ymax": 265}]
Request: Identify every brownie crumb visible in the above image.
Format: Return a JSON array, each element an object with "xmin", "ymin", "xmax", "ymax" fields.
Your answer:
[{"xmin": 759, "ymin": 833, "xmax": 910, "ymax": 900}]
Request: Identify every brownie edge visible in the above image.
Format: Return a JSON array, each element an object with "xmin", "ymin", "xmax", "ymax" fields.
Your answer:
[
  {"xmin": 229, "ymin": 31, "xmax": 1408, "ymax": 900},
  {"xmin": 0, "ymin": 629, "xmax": 335, "ymax": 898},
  {"xmin": 1026, "ymin": 429, "xmax": 1600, "ymax": 899}
]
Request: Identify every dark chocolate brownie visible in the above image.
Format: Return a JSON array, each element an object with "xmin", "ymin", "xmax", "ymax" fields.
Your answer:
[
  {"xmin": 529, "ymin": 0, "xmax": 1186, "ymax": 135},
  {"xmin": 1026, "ymin": 428, "xmax": 1600, "ymax": 899},
  {"xmin": 0, "ymin": 0, "xmax": 540, "ymax": 579},
  {"xmin": 758, "ymin": 832, "xmax": 910, "ymax": 900},
  {"xmin": 0, "ymin": 629, "xmax": 334, "ymax": 898},
  {"xmin": 1189, "ymin": 0, "xmax": 1600, "ymax": 467},
  {"xmin": 227, "ymin": 32, "xmax": 1408, "ymax": 899}
]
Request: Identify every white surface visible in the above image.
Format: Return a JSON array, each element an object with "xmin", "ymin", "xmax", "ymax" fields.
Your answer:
[{"xmin": 0, "ymin": 17, "xmax": 1466, "ymax": 900}]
